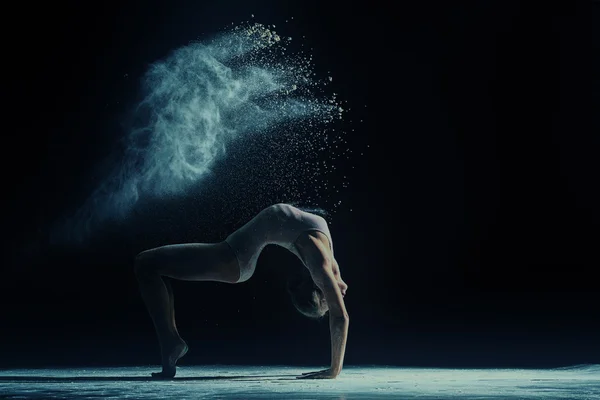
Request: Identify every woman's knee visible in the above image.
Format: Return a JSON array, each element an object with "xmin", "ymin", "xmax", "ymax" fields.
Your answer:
[{"xmin": 134, "ymin": 250, "xmax": 159, "ymax": 278}]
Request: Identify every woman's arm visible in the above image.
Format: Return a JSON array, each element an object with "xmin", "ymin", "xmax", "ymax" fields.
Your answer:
[
  {"xmin": 298, "ymin": 269, "xmax": 349, "ymax": 379},
  {"xmin": 328, "ymin": 296, "xmax": 350, "ymax": 376},
  {"xmin": 297, "ymin": 235, "xmax": 349, "ymax": 379}
]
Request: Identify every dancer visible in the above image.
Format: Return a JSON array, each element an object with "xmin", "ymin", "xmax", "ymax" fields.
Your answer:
[{"xmin": 135, "ymin": 203, "xmax": 349, "ymax": 379}]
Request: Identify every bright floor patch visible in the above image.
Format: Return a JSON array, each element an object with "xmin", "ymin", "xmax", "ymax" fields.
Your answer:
[{"xmin": 1, "ymin": 365, "xmax": 598, "ymax": 399}]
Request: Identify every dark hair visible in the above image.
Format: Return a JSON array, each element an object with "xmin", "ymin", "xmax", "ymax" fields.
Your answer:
[
  {"xmin": 289, "ymin": 203, "xmax": 329, "ymax": 218},
  {"xmin": 287, "ymin": 267, "xmax": 328, "ymax": 319}
]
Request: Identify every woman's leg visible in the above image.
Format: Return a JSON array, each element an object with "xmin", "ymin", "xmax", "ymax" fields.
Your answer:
[
  {"xmin": 163, "ymin": 277, "xmax": 180, "ymax": 341},
  {"xmin": 134, "ymin": 242, "xmax": 239, "ymax": 378},
  {"xmin": 135, "ymin": 260, "xmax": 185, "ymax": 378}
]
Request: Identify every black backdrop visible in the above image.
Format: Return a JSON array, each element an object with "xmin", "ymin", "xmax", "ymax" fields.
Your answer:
[{"xmin": 1, "ymin": 0, "xmax": 598, "ymax": 369}]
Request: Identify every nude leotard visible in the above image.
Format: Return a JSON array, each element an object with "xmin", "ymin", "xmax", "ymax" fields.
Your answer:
[{"xmin": 225, "ymin": 203, "xmax": 334, "ymax": 283}]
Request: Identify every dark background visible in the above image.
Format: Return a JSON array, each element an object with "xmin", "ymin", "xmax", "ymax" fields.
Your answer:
[{"xmin": 2, "ymin": 0, "xmax": 598, "ymax": 369}]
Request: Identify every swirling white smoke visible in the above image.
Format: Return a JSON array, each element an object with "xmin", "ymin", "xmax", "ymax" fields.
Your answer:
[{"xmin": 51, "ymin": 22, "xmax": 351, "ymax": 245}]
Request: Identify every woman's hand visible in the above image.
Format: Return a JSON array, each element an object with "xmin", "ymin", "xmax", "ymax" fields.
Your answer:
[{"xmin": 296, "ymin": 368, "xmax": 339, "ymax": 379}]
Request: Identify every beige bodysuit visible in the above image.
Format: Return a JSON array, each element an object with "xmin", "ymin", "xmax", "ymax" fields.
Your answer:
[{"xmin": 225, "ymin": 203, "xmax": 334, "ymax": 283}]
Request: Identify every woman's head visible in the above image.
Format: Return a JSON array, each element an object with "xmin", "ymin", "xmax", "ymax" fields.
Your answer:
[{"xmin": 287, "ymin": 267, "xmax": 329, "ymax": 319}]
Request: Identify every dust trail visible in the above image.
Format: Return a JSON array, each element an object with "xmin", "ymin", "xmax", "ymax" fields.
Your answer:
[{"xmin": 50, "ymin": 21, "xmax": 351, "ymax": 246}]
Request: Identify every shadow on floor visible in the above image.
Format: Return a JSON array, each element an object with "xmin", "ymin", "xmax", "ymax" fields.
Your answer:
[{"xmin": 0, "ymin": 374, "xmax": 299, "ymax": 382}]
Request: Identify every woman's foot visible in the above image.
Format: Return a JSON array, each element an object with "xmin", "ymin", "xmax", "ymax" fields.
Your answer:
[{"xmin": 151, "ymin": 338, "xmax": 188, "ymax": 379}]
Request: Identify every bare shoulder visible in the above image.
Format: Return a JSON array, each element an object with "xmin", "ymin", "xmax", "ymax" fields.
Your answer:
[
  {"xmin": 295, "ymin": 231, "xmax": 348, "ymax": 318},
  {"xmin": 294, "ymin": 231, "xmax": 333, "ymax": 279},
  {"xmin": 295, "ymin": 231, "xmax": 331, "ymax": 256}
]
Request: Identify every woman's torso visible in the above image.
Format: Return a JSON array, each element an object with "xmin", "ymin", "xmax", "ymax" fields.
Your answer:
[{"xmin": 225, "ymin": 203, "xmax": 333, "ymax": 282}]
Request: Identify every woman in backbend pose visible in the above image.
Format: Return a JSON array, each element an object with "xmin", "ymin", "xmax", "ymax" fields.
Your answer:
[{"xmin": 135, "ymin": 203, "xmax": 349, "ymax": 379}]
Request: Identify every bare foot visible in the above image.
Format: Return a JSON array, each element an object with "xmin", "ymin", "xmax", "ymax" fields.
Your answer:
[{"xmin": 151, "ymin": 338, "xmax": 188, "ymax": 379}]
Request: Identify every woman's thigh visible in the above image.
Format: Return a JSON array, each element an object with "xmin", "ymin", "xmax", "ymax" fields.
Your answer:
[{"xmin": 137, "ymin": 242, "xmax": 239, "ymax": 283}]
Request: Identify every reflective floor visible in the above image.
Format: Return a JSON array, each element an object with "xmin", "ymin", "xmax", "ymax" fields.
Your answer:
[{"xmin": 0, "ymin": 365, "xmax": 598, "ymax": 399}]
